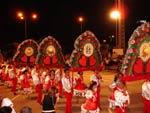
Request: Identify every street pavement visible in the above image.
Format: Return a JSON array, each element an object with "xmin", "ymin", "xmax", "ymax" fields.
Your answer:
[{"xmin": 0, "ymin": 70, "xmax": 144, "ymax": 113}]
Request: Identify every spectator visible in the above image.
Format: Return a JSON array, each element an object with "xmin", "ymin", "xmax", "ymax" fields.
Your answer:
[
  {"xmin": 42, "ymin": 87, "xmax": 58, "ymax": 113},
  {"xmin": 20, "ymin": 106, "xmax": 32, "ymax": 113},
  {"xmin": 0, "ymin": 106, "xmax": 12, "ymax": 113},
  {"xmin": 1, "ymin": 97, "xmax": 16, "ymax": 113}
]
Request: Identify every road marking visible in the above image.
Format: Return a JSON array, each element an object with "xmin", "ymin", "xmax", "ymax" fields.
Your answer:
[{"xmin": 11, "ymin": 95, "xmax": 20, "ymax": 101}]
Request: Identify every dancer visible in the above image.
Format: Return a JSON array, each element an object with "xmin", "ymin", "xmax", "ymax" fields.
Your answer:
[
  {"xmin": 81, "ymin": 81, "xmax": 100, "ymax": 113},
  {"xmin": 10, "ymin": 66, "xmax": 18, "ymax": 95},
  {"xmin": 108, "ymin": 74, "xmax": 120, "ymax": 113},
  {"xmin": 142, "ymin": 79, "xmax": 150, "ymax": 113},
  {"xmin": 49, "ymin": 70, "xmax": 56, "ymax": 89},
  {"xmin": 113, "ymin": 79, "xmax": 130, "ymax": 113},
  {"xmin": 55, "ymin": 69, "xmax": 63, "ymax": 98},
  {"xmin": 31, "ymin": 66, "xmax": 43, "ymax": 104},
  {"xmin": 43, "ymin": 69, "xmax": 51, "ymax": 92},
  {"xmin": 20, "ymin": 69, "xmax": 32, "ymax": 96},
  {"xmin": 73, "ymin": 71, "xmax": 85, "ymax": 103},
  {"xmin": 90, "ymin": 69, "xmax": 103, "ymax": 109},
  {"xmin": 62, "ymin": 68, "xmax": 73, "ymax": 113}
]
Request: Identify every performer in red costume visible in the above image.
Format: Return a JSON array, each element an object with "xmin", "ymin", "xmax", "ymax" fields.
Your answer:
[
  {"xmin": 142, "ymin": 79, "xmax": 150, "ymax": 113},
  {"xmin": 6, "ymin": 65, "xmax": 12, "ymax": 88},
  {"xmin": 113, "ymin": 79, "xmax": 130, "ymax": 113},
  {"xmin": 108, "ymin": 74, "xmax": 120, "ymax": 113},
  {"xmin": 20, "ymin": 69, "xmax": 32, "ymax": 95},
  {"xmin": 10, "ymin": 66, "xmax": 18, "ymax": 95},
  {"xmin": 49, "ymin": 69, "xmax": 56, "ymax": 89},
  {"xmin": 0, "ymin": 66, "xmax": 6, "ymax": 84},
  {"xmin": 81, "ymin": 81, "xmax": 100, "ymax": 113},
  {"xmin": 74, "ymin": 71, "xmax": 85, "ymax": 103},
  {"xmin": 31, "ymin": 66, "xmax": 43, "ymax": 104},
  {"xmin": 55, "ymin": 68, "xmax": 63, "ymax": 98},
  {"xmin": 62, "ymin": 68, "xmax": 73, "ymax": 113},
  {"xmin": 90, "ymin": 70, "xmax": 103, "ymax": 109},
  {"xmin": 44, "ymin": 69, "xmax": 51, "ymax": 92}
]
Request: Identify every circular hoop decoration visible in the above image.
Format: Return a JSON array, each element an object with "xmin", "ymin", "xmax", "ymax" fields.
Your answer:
[
  {"xmin": 46, "ymin": 45, "xmax": 56, "ymax": 57},
  {"xmin": 25, "ymin": 47, "xmax": 34, "ymax": 56},
  {"xmin": 140, "ymin": 42, "xmax": 150, "ymax": 62},
  {"xmin": 83, "ymin": 43, "xmax": 94, "ymax": 57}
]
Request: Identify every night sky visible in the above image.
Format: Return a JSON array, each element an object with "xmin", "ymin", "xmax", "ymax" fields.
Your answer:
[{"xmin": 0, "ymin": 0, "xmax": 150, "ymax": 53}]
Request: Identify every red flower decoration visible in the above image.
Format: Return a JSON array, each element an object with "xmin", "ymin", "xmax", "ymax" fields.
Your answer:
[
  {"xmin": 135, "ymin": 38, "xmax": 140, "ymax": 43},
  {"xmin": 44, "ymin": 56, "xmax": 50, "ymax": 65},
  {"xmin": 89, "ymin": 55, "xmax": 96, "ymax": 66},
  {"xmin": 133, "ymin": 48, "xmax": 138, "ymax": 53},
  {"xmin": 52, "ymin": 56, "xmax": 58, "ymax": 64},
  {"xmin": 79, "ymin": 55, "xmax": 87, "ymax": 67},
  {"xmin": 21, "ymin": 55, "xmax": 27, "ymax": 62},
  {"xmin": 30, "ymin": 56, "xmax": 35, "ymax": 63},
  {"xmin": 145, "ymin": 28, "xmax": 149, "ymax": 33}
]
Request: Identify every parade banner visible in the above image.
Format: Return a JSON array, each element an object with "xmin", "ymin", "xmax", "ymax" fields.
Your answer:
[
  {"xmin": 70, "ymin": 30, "xmax": 103, "ymax": 71},
  {"xmin": 36, "ymin": 36, "xmax": 65, "ymax": 68},
  {"xmin": 13, "ymin": 39, "xmax": 38, "ymax": 66},
  {"xmin": 120, "ymin": 22, "xmax": 150, "ymax": 81}
]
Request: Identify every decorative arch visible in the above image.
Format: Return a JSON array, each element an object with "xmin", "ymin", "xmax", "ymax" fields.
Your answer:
[
  {"xmin": 36, "ymin": 36, "xmax": 65, "ymax": 68},
  {"xmin": 70, "ymin": 30, "xmax": 103, "ymax": 71},
  {"xmin": 13, "ymin": 39, "xmax": 38, "ymax": 66},
  {"xmin": 121, "ymin": 22, "xmax": 150, "ymax": 81}
]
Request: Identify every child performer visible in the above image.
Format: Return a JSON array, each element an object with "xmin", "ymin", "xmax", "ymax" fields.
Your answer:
[
  {"xmin": 73, "ymin": 71, "xmax": 85, "ymax": 103},
  {"xmin": 81, "ymin": 81, "xmax": 100, "ymax": 113}
]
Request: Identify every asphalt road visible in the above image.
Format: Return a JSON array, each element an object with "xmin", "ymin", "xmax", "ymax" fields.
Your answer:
[{"xmin": 0, "ymin": 70, "xmax": 144, "ymax": 113}]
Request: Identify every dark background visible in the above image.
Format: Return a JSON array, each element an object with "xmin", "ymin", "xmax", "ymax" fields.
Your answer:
[{"xmin": 0, "ymin": 0, "xmax": 149, "ymax": 54}]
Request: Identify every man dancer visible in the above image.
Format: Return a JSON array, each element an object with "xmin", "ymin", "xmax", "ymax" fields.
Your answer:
[
  {"xmin": 62, "ymin": 68, "xmax": 73, "ymax": 113},
  {"xmin": 10, "ymin": 66, "xmax": 18, "ymax": 95},
  {"xmin": 31, "ymin": 66, "xmax": 43, "ymax": 104},
  {"xmin": 55, "ymin": 68, "xmax": 63, "ymax": 98}
]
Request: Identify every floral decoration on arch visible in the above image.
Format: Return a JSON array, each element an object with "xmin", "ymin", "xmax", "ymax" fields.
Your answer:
[{"xmin": 120, "ymin": 22, "xmax": 150, "ymax": 81}]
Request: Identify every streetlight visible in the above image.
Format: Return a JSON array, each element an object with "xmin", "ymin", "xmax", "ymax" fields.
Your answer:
[
  {"xmin": 78, "ymin": 16, "xmax": 83, "ymax": 34},
  {"xmin": 110, "ymin": 10, "xmax": 120, "ymax": 48},
  {"xmin": 17, "ymin": 11, "xmax": 37, "ymax": 39}
]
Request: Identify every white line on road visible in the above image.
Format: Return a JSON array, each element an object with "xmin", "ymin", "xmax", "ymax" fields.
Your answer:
[{"xmin": 11, "ymin": 95, "xmax": 20, "ymax": 101}]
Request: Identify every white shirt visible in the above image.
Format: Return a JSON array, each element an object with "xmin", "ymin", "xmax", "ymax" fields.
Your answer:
[
  {"xmin": 142, "ymin": 81, "xmax": 150, "ymax": 100},
  {"xmin": 114, "ymin": 88, "xmax": 130, "ymax": 107},
  {"xmin": 55, "ymin": 71, "xmax": 62, "ymax": 82},
  {"xmin": 9, "ymin": 69, "xmax": 15, "ymax": 79},
  {"xmin": 31, "ymin": 70, "xmax": 42, "ymax": 85},
  {"xmin": 62, "ymin": 75, "xmax": 72, "ymax": 93},
  {"xmin": 85, "ymin": 90, "xmax": 93, "ymax": 99},
  {"xmin": 45, "ymin": 75, "xmax": 50, "ymax": 84}
]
